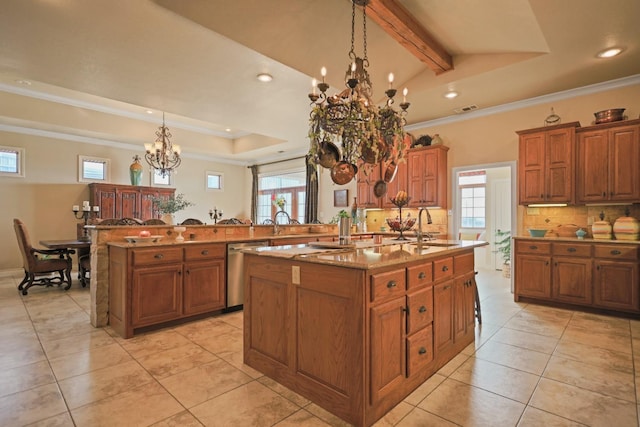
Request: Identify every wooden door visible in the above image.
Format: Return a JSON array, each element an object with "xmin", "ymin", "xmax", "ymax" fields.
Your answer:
[
  {"xmin": 593, "ymin": 260, "xmax": 639, "ymax": 312},
  {"xmin": 370, "ymin": 296, "xmax": 406, "ymax": 404},
  {"xmin": 545, "ymin": 127, "xmax": 574, "ymax": 203},
  {"xmin": 183, "ymin": 259, "xmax": 225, "ymax": 315},
  {"xmin": 608, "ymin": 125, "xmax": 639, "ymax": 202},
  {"xmin": 131, "ymin": 264, "xmax": 182, "ymax": 327},
  {"xmin": 552, "ymin": 257, "xmax": 592, "ymax": 305},
  {"xmin": 90, "ymin": 183, "xmax": 117, "ymax": 219},
  {"xmin": 119, "ymin": 188, "xmax": 140, "ymax": 218},
  {"xmin": 519, "ymin": 132, "xmax": 546, "ymax": 204},
  {"xmin": 515, "ymin": 255, "xmax": 551, "ymax": 299},
  {"xmin": 576, "ymin": 130, "xmax": 609, "ymax": 203},
  {"xmin": 433, "ymin": 280, "xmax": 454, "ymax": 355}
]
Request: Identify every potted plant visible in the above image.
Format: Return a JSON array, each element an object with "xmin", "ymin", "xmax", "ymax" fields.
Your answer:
[
  {"xmin": 494, "ymin": 229, "xmax": 511, "ymax": 278},
  {"xmin": 151, "ymin": 193, "xmax": 194, "ymax": 224}
]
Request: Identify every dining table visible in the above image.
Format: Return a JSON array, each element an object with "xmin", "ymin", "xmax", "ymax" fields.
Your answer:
[{"xmin": 39, "ymin": 239, "xmax": 91, "ymax": 281}]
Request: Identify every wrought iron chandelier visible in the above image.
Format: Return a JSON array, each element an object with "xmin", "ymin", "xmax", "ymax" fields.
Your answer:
[
  {"xmin": 144, "ymin": 112, "xmax": 181, "ymax": 178},
  {"xmin": 307, "ymin": 0, "xmax": 409, "ymax": 184}
]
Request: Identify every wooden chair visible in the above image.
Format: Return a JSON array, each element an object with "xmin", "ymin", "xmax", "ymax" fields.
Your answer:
[
  {"xmin": 78, "ymin": 254, "xmax": 91, "ymax": 287},
  {"xmin": 13, "ymin": 219, "xmax": 74, "ymax": 295},
  {"xmin": 142, "ymin": 218, "xmax": 166, "ymax": 225},
  {"xmin": 98, "ymin": 218, "xmax": 143, "ymax": 225},
  {"xmin": 179, "ymin": 218, "xmax": 204, "ymax": 225}
]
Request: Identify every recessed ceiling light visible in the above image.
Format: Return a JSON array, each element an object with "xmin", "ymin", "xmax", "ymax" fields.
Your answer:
[
  {"xmin": 256, "ymin": 73, "xmax": 273, "ymax": 82},
  {"xmin": 225, "ymin": 128, "xmax": 231, "ymax": 132},
  {"xmin": 444, "ymin": 91, "xmax": 459, "ymax": 99},
  {"xmin": 597, "ymin": 47, "xmax": 623, "ymax": 58},
  {"xmin": 15, "ymin": 79, "xmax": 31, "ymax": 86},
  {"xmin": 146, "ymin": 110, "xmax": 154, "ymax": 114}
]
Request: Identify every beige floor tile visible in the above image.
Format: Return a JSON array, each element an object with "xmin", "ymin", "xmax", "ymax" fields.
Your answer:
[
  {"xmin": 159, "ymin": 357, "xmax": 253, "ymax": 408},
  {"xmin": 0, "ymin": 360, "xmax": 56, "ymax": 399},
  {"xmin": 173, "ymin": 318, "xmax": 239, "ymax": 341},
  {"xmin": 136, "ymin": 341, "xmax": 218, "ymax": 379},
  {"xmin": 119, "ymin": 329, "xmax": 194, "ymax": 359},
  {"xmin": 0, "ymin": 339, "xmax": 47, "ymax": 371},
  {"xmin": 274, "ymin": 409, "xmax": 332, "ymax": 426},
  {"xmin": 218, "ymin": 310, "xmax": 244, "ymax": 329},
  {"xmin": 0, "ymin": 383, "xmax": 68, "ymax": 426},
  {"xmin": 258, "ymin": 375, "xmax": 311, "ymax": 407},
  {"xmin": 216, "ymin": 349, "xmax": 264, "ymax": 379},
  {"xmin": 568, "ymin": 312, "xmax": 630, "ymax": 336},
  {"xmin": 372, "ymin": 401, "xmax": 413, "ymax": 427},
  {"xmin": 25, "ymin": 411, "xmax": 75, "ymax": 427},
  {"xmin": 630, "ymin": 319, "xmax": 640, "ymax": 338},
  {"xmin": 394, "ymin": 408, "xmax": 458, "ymax": 427},
  {"xmin": 190, "ymin": 381, "xmax": 300, "ymax": 427},
  {"xmin": 553, "ymin": 339, "xmax": 634, "ymax": 374},
  {"xmin": 418, "ymin": 378, "xmax": 525, "ymax": 426},
  {"xmin": 517, "ymin": 406, "xmax": 586, "ymax": 426},
  {"xmin": 530, "ymin": 378, "xmax": 638, "ymax": 426},
  {"xmin": 450, "ymin": 357, "xmax": 539, "ymax": 403},
  {"xmin": 70, "ymin": 381, "xmax": 184, "ymax": 427},
  {"xmin": 503, "ymin": 315, "xmax": 567, "ymax": 339},
  {"xmin": 186, "ymin": 327, "xmax": 244, "ymax": 355},
  {"xmin": 490, "ymin": 327, "xmax": 559, "ymax": 354},
  {"xmin": 58, "ymin": 359, "xmax": 154, "ymax": 409},
  {"xmin": 149, "ymin": 410, "xmax": 204, "ymax": 426},
  {"xmin": 32, "ymin": 313, "xmax": 96, "ymax": 342},
  {"xmin": 0, "ymin": 320, "xmax": 37, "ymax": 340},
  {"xmin": 403, "ymin": 373, "xmax": 447, "ymax": 406},
  {"xmin": 40, "ymin": 328, "xmax": 115, "ymax": 359},
  {"xmin": 48, "ymin": 342, "xmax": 133, "ymax": 380},
  {"xmin": 474, "ymin": 340, "xmax": 551, "ymax": 375},
  {"xmin": 561, "ymin": 324, "xmax": 632, "ymax": 355},
  {"xmin": 436, "ymin": 352, "xmax": 469, "ymax": 377},
  {"xmin": 478, "ymin": 306, "xmax": 522, "ymax": 326},
  {"xmin": 304, "ymin": 403, "xmax": 353, "ymax": 427}
]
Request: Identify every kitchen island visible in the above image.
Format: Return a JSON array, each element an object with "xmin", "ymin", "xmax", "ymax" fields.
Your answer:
[{"xmin": 243, "ymin": 239, "xmax": 488, "ymax": 427}]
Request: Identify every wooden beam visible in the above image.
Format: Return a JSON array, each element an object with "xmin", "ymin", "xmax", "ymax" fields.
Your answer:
[{"xmin": 364, "ymin": 0, "xmax": 453, "ymax": 75}]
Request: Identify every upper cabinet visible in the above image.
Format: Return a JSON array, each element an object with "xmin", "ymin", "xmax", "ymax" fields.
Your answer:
[
  {"xmin": 517, "ymin": 122, "xmax": 579, "ymax": 205},
  {"xmin": 89, "ymin": 183, "xmax": 175, "ymax": 220},
  {"xmin": 576, "ymin": 119, "xmax": 640, "ymax": 204},
  {"xmin": 356, "ymin": 162, "xmax": 382, "ymax": 209},
  {"xmin": 407, "ymin": 145, "xmax": 449, "ymax": 209}
]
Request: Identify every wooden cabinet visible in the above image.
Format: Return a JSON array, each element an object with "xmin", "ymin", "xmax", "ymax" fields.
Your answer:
[
  {"xmin": 517, "ymin": 122, "xmax": 579, "ymax": 205},
  {"xmin": 89, "ymin": 183, "xmax": 175, "ymax": 220},
  {"xmin": 407, "ymin": 145, "xmax": 448, "ymax": 208},
  {"xmin": 109, "ymin": 242, "xmax": 226, "ymax": 338},
  {"xmin": 576, "ymin": 120, "xmax": 640, "ymax": 204},
  {"xmin": 356, "ymin": 162, "xmax": 382, "ymax": 208},
  {"xmin": 382, "ymin": 160, "xmax": 408, "ymax": 209},
  {"xmin": 515, "ymin": 238, "xmax": 640, "ymax": 314}
]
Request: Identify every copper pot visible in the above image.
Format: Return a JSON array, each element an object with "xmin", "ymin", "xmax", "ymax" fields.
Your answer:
[
  {"xmin": 330, "ymin": 161, "xmax": 357, "ymax": 185},
  {"xmin": 594, "ymin": 108, "xmax": 625, "ymax": 124},
  {"xmin": 383, "ymin": 160, "xmax": 398, "ymax": 183},
  {"xmin": 318, "ymin": 140, "xmax": 340, "ymax": 169},
  {"xmin": 360, "ymin": 138, "xmax": 388, "ymax": 164},
  {"xmin": 373, "ymin": 180, "xmax": 387, "ymax": 198}
]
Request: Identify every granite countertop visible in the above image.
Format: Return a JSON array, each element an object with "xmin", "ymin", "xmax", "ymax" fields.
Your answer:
[
  {"xmin": 514, "ymin": 236, "xmax": 640, "ymax": 245},
  {"xmin": 245, "ymin": 239, "xmax": 489, "ymax": 270}
]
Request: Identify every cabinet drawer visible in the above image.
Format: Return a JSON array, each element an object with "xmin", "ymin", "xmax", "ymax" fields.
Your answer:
[
  {"xmin": 594, "ymin": 245, "xmax": 639, "ymax": 261},
  {"xmin": 371, "ymin": 269, "xmax": 406, "ymax": 302},
  {"xmin": 515, "ymin": 240, "xmax": 551, "ymax": 255},
  {"xmin": 185, "ymin": 244, "xmax": 225, "ymax": 261},
  {"xmin": 454, "ymin": 252, "xmax": 474, "ymax": 275},
  {"xmin": 433, "ymin": 257, "xmax": 453, "ymax": 282},
  {"xmin": 407, "ymin": 324, "xmax": 433, "ymax": 377},
  {"xmin": 407, "ymin": 287, "xmax": 433, "ymax": 334},
  {"xmin": 407, "ymin": 263, "xmax": 433, "ymax": 289},
  {"xmin": 552, "ymin": 243, "xmax": 592, "ymax": 257},
  {"xmin": 132, "ymin": 247, "xmax": 183, "ymax": 266}
]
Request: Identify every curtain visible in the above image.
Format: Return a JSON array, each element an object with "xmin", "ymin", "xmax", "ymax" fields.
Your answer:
[
  {"xmin": 250, "ymin": 165, "xmax": 258, "ymax": 224},
  {"xmin": 304, "ymin": 156, "xmax": 318, "ymax": 223}
]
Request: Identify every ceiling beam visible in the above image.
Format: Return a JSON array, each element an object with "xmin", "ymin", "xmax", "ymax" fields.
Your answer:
[{"xmin": 364, "ymin": 0, "xmax": 453, "ymax": 75}]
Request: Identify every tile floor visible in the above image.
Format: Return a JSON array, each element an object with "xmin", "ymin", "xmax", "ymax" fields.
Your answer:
[{"xmin": 1, "ymin": 268, "xmax": 639, "ymax": 426}]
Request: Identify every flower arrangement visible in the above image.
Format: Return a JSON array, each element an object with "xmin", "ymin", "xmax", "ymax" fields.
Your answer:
[
  {"xmin": 151, "ymin": 193, "xmax": 194, "ymax": 214},
  {"xmin": 272, "ymin": 194, "xmax": 286, "ymax": 210}
]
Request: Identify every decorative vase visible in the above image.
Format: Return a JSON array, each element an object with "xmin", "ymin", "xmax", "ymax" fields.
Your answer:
[
  {"xmin": 162, "ymin": 213, "xmax": 174, "ymax": 225},
  {"xmin": 591, "ymin": 211, "xmax": 612, "ymax": 240},
  {"xmin": 613, "ymin": 209, "xmax": 640, "ymax": 241},
  {"xmin": 431, "ymin": 134, "xmax": 444, "ymax": 146},
  {"xmin": 129, "ymin": 155, "xmax": 143, "ymax": 186}
]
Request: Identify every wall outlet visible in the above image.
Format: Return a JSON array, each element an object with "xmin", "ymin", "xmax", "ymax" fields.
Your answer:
[
  {"xmin": 292, "ymin": 266, "xmax": 300, "ymax": 285},
  {"xmin": 526, "ymin": 207, "xmax": 540, "ymax": 215}
]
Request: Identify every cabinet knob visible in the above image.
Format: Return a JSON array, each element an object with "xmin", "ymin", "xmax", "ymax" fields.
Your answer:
[
  {"xmin": 529, "ymin": 245, "xmax": 538, "ymax": 250},
  {"xmin": 419, "ymin": 305, "xmax": 427, "ymax": 313},
  {"xmin": 201, "ymin": 250, "xmax": 209, "ymax": 255},
  {"xmin": 387, "ymin": 280, "xmax": 397, "ymax": 289},
  {"xmin": 610, "ymin": 250, "xmax": 621, "ymax": 255},
  {"xmin": 154, "ymin": 253, "xmax": 164, "ymax": 259},
  {"xmin": 567, "ymin": 247, "xmax": 576, "ymax": 252},
  {"xmin": 418, "ymin": 347, "xmax": 427, "ymax": 355},
  {"xmin": 418, "ymin": 272, "xmax": 426, "ymax": 279},
  {"xmin": 603, "ymin": 192, "xmax": 606, "ymax": 197},
  {"xmin": 540, "ymin": 194, "xmax": 544, "ymax": 198},
  {"xmin": 444, "ymin": 284, "xmax": 451, "ymax": 290},
  {"xmin": 442, "ymin": 265, "xmax": 449, "ymax": 272}
]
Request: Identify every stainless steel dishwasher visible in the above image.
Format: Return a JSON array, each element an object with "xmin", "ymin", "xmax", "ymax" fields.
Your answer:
[{"xmin": 226, "ymin": 241, "xmax": 269, "ymax": 310}]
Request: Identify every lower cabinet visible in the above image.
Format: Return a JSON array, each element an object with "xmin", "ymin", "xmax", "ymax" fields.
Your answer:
[
  {"xmin": 109, "ymin": 243, "xmax": 226, "ymax": 338},
  {"xmin": 593, "ymin": 245, "xmax": 640, "ymax": 312}
]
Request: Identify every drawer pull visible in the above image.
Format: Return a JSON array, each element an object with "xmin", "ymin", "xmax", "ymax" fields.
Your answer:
[
  {"xmin": 418, "ymin": 272, "xmax": 426, "ymax": 279},
  {"xmin": 419, "ymin": 305, "xmax": 427, "ymax": 313},
  {"xmin": 154, "ymin": 254, "xmax": 164, "ymax": 259},
  {"xmin": 387, "ymin": 280, "xmax": 397, "ymax": 289},
  {"xmin": 567, "ymin": 247, "xmax": 576, "ymax": 253},
  {"xmin": 529, "ymin": 245, "xmax": 538, "ymax": 250},
  {"xmin": 442, "ymin": 265, "xmax": 449, "ymax": 272},
  {"xmin": 418, "ymin": 347, "xmax": 427, "ymax": 355},
  {"xmin": 443, "ymin": 284, "xmax": 451, "ymax": 290},
  {"xmin": 201, "ymin": 250, "xmax": 209, "ymax": 255},
  {"xmin": 610, "ymin": 250, "xmax": 621, "ymax": 255}
]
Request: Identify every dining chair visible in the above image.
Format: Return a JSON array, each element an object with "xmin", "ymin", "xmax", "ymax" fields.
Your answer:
[
  {"xmin": 142, "ymin": 218, "xmax": 166, "ymax": 225},
  {"xmin": 179, "ymin": 218, "xmax": 204, "ymax": 225},
  {"xmin": 13, "ymin": 219, "xmax": 75, "ymax": 295},
  {"xmin": 78, "ymin": 253, "xmax": 91, "ymax": 287}
]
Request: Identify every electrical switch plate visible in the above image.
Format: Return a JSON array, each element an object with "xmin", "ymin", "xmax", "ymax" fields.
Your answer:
[
  {"xmin": 292, "ymin": 266, "xmax": 300, "ymax": 285},
  {"xmin": 526, "ymin": 207, "xmax": 540, "ymax": 215}
]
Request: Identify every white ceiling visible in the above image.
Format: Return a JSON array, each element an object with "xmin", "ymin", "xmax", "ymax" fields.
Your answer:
[{"xmin": 0, "ymin": 0, "xmax": 639, "ymax": 165}]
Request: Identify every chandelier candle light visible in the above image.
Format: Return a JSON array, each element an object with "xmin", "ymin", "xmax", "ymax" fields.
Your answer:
[
  {"xmin": 307, "ymin": 0, "xmax": 410, "ymax": 185},
  {"xmin": 144, "ymin": 112, "xmax": 181, "ymax": 178}
]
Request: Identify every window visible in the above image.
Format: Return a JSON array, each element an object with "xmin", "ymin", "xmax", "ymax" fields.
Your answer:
[
  {"xmin": 459, "ymin": 170, "xmax": 486, "ymax": 228},
  {"xmin": 78, "ymin": 156, "xmax": 110, "ymax": 182},
  {"xmin": 0, "ymin": 146, "xmax": 24, "ymax": 177},
  {"xmin": 152, "ymin": 169, "xmax": 172, "ymax": 186},
  {"xmin": 258, "ymin": 169, "xmax": 306, "ymax": 224},
  {"xmin": 206, "ymin": 171, "xmax": 223, "ymax": 190}
]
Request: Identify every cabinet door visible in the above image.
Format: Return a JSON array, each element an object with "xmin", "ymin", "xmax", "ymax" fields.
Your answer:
[
  {"xmin": 406, "ymin": 286, "xmax": 433, "ymax": 334},
  {"xmin": 519, "ymin": 132, "xmax": 546, "ymax": 204},
  {"xmin": 407, "ymin": 150, "xmax": 424, "ymax": 207},
  {"xmin": 593, "ymin": 260, "xmax": 639, "ymax": 312},
  {"xmin": 119, "ymin": 188, "xmax": 140, "ymax": 218},
  {"xmin": 515, "ymin": 255, "xmax": 551, "ymax": 299},
  {"xmin": 433, "ymin": 280, "xmax": 454, "ymax": 355},
  {"xmin": 90, "ymin": 184, "xmax": 117, "ymax": 219},
  {"xmin": 609, "ymin": 125, "xmax": 639, "ymax": 202},
  {"xmin": 382, "ymin": 160, "xmax": 407, "ymax": 208},
  {"xmin": 552, "ymin": 257, "xmax": 592, "ymax": 305},
  {"xmin": 545, "ymin": 127, "xmax": 574, "ymax": 203},
  {"xmin": 356, "ymin": 163, "xmax": 381, "ymax": 208},
  {"xmin": 131, "ymin": 264, "xmax": 182, "ymax": 327},
  {"xmin": 577, "ymin": 130, "xmax": 609, "ymax": 203},
  {"xmin": 463, "ymin": 273, "xmax": 477, "ymax": 333},
  {"xmin": 370, "ymin": 296, "xmax": 406, "ymax": 404},
  {"xmin": 183, "ymin": 259, "xmax": 225, "ymax": 315},
  {"xmin": 453, "ymin": 277, "xmax": 466, "ymax": 344}
]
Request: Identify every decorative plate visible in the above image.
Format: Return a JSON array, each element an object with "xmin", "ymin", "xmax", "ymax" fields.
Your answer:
[{"xmin": 124, "ymin": 235, "xmax": 164, "ymax": 243}]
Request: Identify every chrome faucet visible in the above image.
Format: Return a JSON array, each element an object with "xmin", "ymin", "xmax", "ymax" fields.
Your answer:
[
  {"xmin": 416, "ymin": 207, "xmax": 433, "ymax": 244},
  {"xmin": 272, "ymin": 210, "xmax": 291, "ymax": 235}
]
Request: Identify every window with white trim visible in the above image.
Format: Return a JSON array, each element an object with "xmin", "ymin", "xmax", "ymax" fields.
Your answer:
[
  {"xmin": 258, "ymin": 169, "xmax": 306, "ymax": 225},
  {"xmin": 78, "ymin": 156, "xmax": 110, "ymax": 183},
  {"xmin": 152, "ymin": 169, "xmax": 172, "ymax": 186},
  {"xmin": 206, "ymin": 171, "xmax": 223, "ymax": 190},
  {"xmin": 0, "ymin": 146, "xmax": 24, "ymax": 177},
  {"xmin": 459, "ymin": 170, "xmax": 486, "ymax": 228}
]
